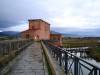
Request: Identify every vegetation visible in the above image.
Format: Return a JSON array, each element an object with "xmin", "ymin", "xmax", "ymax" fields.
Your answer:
[
  {"xmin": 0, "ymin": 55, "xmax": 10, "ymax": 67},
  {"xmin": 0, "ymin": 49, "xmax": 23, "ymax": 70},
  {"xmin": 62, "ymin": 37, "xmax": 100, "ymax": 48},
  {"xmin": 0, "ymin": 50, "xmax": 19, "ymax": 68},
  {"xmin": 41, "ymin": 42, "xmax": 53, "ymax": 75},
  {"xmin": 95, "ymin": 47, "xmax": 100, "ymax": 53},
  {"xmin": 63, "ymin": 42, "xmax": 99, "ymax": 48},
  {"xmin": 88, "ymin": 47, "xmax": 100, "ymax": 62},
  {"xmin": 89, "ymin": 49, "xmax": 100, "ymax": 62},
  {"xmin": 62, "ymin": 37, "xmax": 100, "ymax": 61},
  {"xmin": 0, "ymin": 36, "xmax": 19, "ymax": 41}
]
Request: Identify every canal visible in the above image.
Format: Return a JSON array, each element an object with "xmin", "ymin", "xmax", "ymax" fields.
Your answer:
[{"xmin": 63, "ymin": 51, "xmax": 100, "ymax": 75}]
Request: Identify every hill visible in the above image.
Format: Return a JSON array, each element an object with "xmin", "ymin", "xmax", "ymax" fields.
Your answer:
[
  {"xmin": 1, "ymin": 31, "xmax": 20, "ymax": 36},
  {"xmin": 51, "ymin": 31, "xmax": 80, "ymax": 37},
  {"xmin": 51, "ymin": 31, "xmax": 59, "ymax": 34},
  {"xmin": 0, "ymin": 32, "xmax": 9, "ymax": 37},
  {"xmin": 0, "ymin": 31, "xmax": 21, "ymax": 37},
  {"xmin": 0, "ymin": 30, "xmax": 99, "ymax": 38}
]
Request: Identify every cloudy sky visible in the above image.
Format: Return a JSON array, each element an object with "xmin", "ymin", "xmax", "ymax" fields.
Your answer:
[{"xmin": 0, "ymin": 0, "xmax": 100, "ymax": 34}]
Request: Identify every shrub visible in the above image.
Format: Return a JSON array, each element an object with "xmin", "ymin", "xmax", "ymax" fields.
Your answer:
[{"xmin": 0, "ymin": 55, "xmax": 10, "ymax": 67}]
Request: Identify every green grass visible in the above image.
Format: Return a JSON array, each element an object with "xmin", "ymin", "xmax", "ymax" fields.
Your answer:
[
  {"xmin": 63, "ymin": 42, "xmax": 99, "ymax": 48},
  {"xmin": 41, "ymin": 43, "xmax": 53, "ymax": 75},
  {"xmin": 95, "ymin": 47, "xmax": 100, "ymax": 53},
  {"xmin": 89, "ymin": 49, "xmax": 100, "ymax": 62}
]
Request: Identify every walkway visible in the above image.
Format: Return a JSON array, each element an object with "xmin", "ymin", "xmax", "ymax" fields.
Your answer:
[{"xmin": 6, "ymin": 42, "xmax": 47, "ymax": 75}]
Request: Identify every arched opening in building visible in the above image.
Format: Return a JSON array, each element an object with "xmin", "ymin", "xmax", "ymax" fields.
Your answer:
[{"xmin": 34, "ymin": 35, "xmax": 39, "ymax": 41}]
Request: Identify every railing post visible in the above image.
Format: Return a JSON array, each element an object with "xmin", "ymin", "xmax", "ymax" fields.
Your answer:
[
  {"xmin": 3, "ymin": 44, "xmax": 5, "ymax": 55},
  {"xmin": 65, "ymin": 52, "xmax": 68, "ymax": 75},
  {"xmin": 8, "ymin": 42, "xmax": 11, "ymax": 54},
  {"xmin": 12, "ymin": 41, "xmax": 14, "ymax": 51},
  {"xmin": 94, "ymin": 68, "xmax": 97, "ymax": 75},
  {"xmin": 59, "ymin": 50, "xmax": 62, "ymax": 66},
  {"xmin": 74, "ymin": 57, "xmax": 79, "ymax": 75}
]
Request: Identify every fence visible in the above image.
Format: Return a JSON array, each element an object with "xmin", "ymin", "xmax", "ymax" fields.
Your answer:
[
  {"xmin": 42, "ymin": 40, "xmax": 100, "ymax": 75},
  {"xmin": 0, "ymin": 39, "xmax": 33, "ymax": 55}
]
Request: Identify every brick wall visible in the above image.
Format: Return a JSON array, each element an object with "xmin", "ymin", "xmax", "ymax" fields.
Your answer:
[
  {"xmin": 22, "ymin": 19, "xmax": 50, "ymax": 41},
  {"xmin": 21, "ymin": 19, "xmax": 62, "ymax": 47},
  {"xmin": 50, "ymin": 34, "xmax": 62, "ymax": 46},
  {"xmin": 29, "ymin": 20, "xmax": 40, "ymax": 30}
]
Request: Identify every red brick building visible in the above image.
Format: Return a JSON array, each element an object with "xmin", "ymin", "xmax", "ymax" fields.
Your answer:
[
  {"xmin": 50, "ymin": 34, "xmax": 62, "ymax": 47},
  {"xmin": 21, "ymin": 19, "xmax": 62, "ymax": 46}
]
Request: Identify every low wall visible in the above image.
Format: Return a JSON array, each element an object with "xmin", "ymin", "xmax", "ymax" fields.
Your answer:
[
  {"xmin": 0, "ymin": 39, "xmax": 33, "ymax": 75},
  {"xmin": 41, "ymin": 41, "xmax": 65, "ymax": 75}
]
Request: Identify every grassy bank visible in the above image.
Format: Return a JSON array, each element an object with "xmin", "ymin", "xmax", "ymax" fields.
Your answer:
[
  {"xmin": 63, "ymin": 42, "xmax": 99, "ymax": 48},
  {"xmin": 41, "ymin": 42, "xmax": 53, "ymax": 75},
  {"xmin": 63, "ymin": 42, "xmax": 100, "ymax": 61},
  {"xmin": 95, "ymin": 47, "xmax": 100, "ymax": 53},
  {"xmin": 62, "ymin": 37, "xmax": 100, "ymax": 48},
  {"xmin": 0, "ymin": 50, "xmax": 18, "ymax": 69},
  {"xmin": 62, "ymin": 38, "xmax": 100, "ymax": 62},
  {"xmin": 89, "ymin": 47, "xmax": 100, "ymax": 62}
]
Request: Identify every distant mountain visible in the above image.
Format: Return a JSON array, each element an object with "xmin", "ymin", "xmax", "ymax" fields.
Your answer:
[
  {"xmin": 0, "ymin": 31, "xmax": 21, "ymax": 37},
  {"xmin": 61, "ymin": 33, "xmax": 100, "ymax": 37},
  {"xmin": 0, "ymin": 30, "xmax": 99, "ymax": 38},
  {"xmin": 51, "ymin": 31, "xmax": 80, "ymax": 37},
  {"xmin": 1, "ymin": 31, "xmax": 20, "ymax": 36},
  {"xmin": 0, "ymin": 32, "xmax": 9, "ymax": 37},
  {"xmin": 14, "ymin": 32, "xmax": 21, "ymax": 37},
  {"xmin": 51, "ymin": 31, "xmax": 60, "ymax": 34},
  {"xmin": 61, "ymin": 33, "xmax": 81, "ymax": 37},
  {"xmin": 51, "ymin": 27, "xmax": 100, "ymax": 37}
]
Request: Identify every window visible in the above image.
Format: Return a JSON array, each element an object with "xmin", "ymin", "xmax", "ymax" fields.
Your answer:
[
  {"xmin": 26, "ymin": 34, "xmax": 30, "ymax": 39},
  {"xmin": 32, "ymin": 26, "xmax": 35, "ymax": 29}
]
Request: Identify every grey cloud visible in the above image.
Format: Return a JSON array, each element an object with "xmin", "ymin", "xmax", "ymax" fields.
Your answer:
[
  {"xmin": 0, "ymin": 0, "xmax": 100, "ymax": 34},
  {"xmin": 51, "ymin": 27, "xmax": 100, "ymax": 33},
  {"xmin": 0, "ymin": 0, "xmax": 52, "ymax": 29},
  {"xmin": 50, "ymin": 27, "xmax": 100, "ymax": 37}
]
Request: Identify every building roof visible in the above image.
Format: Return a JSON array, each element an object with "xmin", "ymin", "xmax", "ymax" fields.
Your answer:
[
  {"xmin": 28, "ymin": 19, "xmax": 42, "ymax": 21},
  {"xmin": 22, "ymin": 28, "xmax": 39, "ymax": 33},
  {"xmin": 28, "ymin": 19, "xmax": 50, "ymax": 25}
]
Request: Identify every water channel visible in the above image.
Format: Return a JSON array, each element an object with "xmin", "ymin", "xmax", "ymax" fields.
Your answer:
[{"xmin": 62, "ymin": 48, "xmax": 100, "ymax": 75}]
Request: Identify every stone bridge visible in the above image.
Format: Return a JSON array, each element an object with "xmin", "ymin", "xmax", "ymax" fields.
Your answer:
[
  {"xmin": 0, "ymin": 40, "xmax": 49, "ymax": 75},
  {"xmin": 0, "ymin": 40, "xmax": 100, "ymax": 75}
]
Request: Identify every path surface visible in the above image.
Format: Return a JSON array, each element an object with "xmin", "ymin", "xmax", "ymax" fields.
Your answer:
[{"xmin": 7, "ymin": 42, "xmax": 47, "ymax": 75}]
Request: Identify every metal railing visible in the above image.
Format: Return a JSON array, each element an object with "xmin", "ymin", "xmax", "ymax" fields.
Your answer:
[
  {"xmin": 42, "ymin": 40, "xmax": 100, "ymax": 75},
  {"xmin": 0, "ymin": 39, "xmax": 33, "ymax": 55}
]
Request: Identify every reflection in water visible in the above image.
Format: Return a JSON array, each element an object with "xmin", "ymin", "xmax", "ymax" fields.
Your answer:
[
  {"xmin": 76, "ymin": 52, "xmax": 100, "ymax": 67},
  {"xmin": 61, "ymin": 52, "xmax": 100, "ymax": 75}
]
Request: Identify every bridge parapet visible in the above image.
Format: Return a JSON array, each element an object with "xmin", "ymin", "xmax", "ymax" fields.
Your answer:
[
  {"xmin": 42, "ymin": 40, "xmax": 100, "ymax": 75},
  {"xmin": 0, "ymin": 39, "xmax": 33, "ymax": 55}
]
